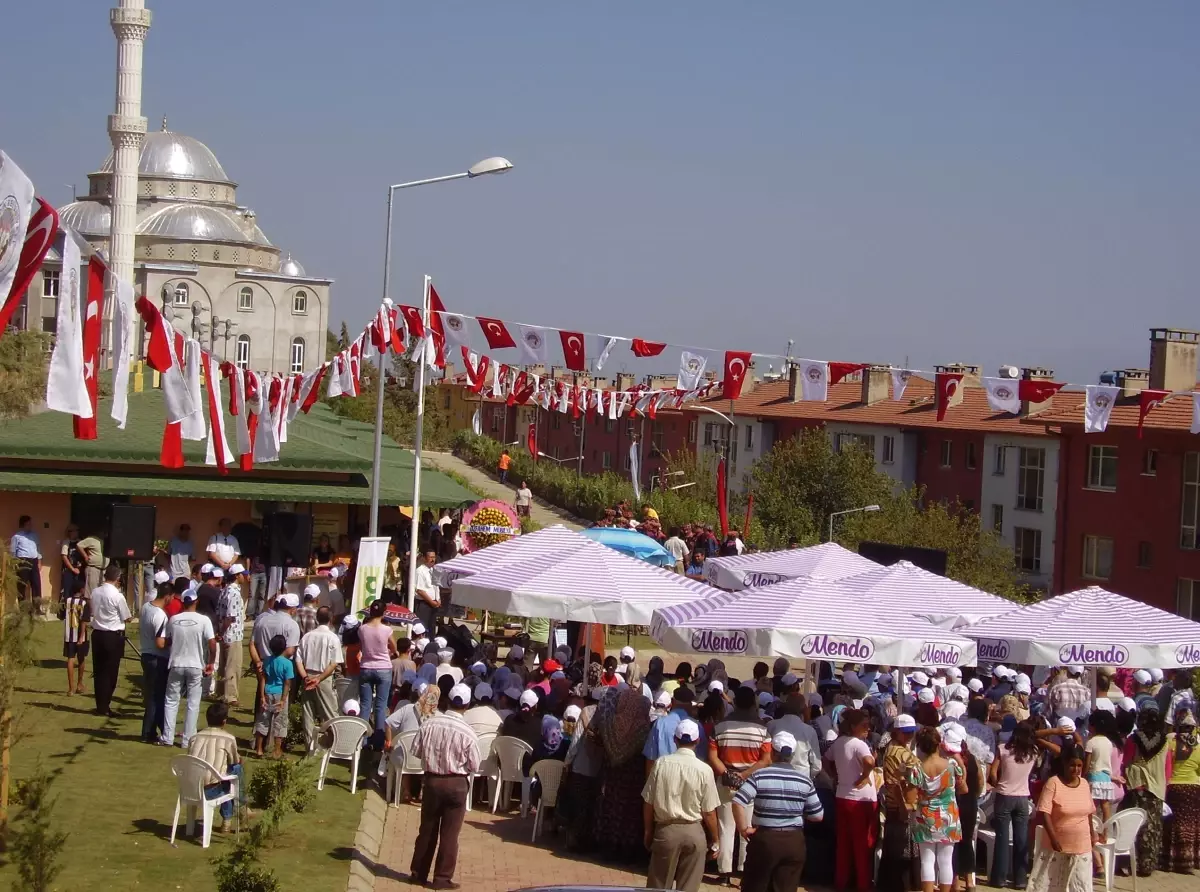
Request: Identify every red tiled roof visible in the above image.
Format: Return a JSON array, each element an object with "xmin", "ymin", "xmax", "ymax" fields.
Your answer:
[
  {"xmin": 696, "ymin": 377, "xmax": 1052, "ymax": 436},
  {"xmin": 1022, "ymin": 389, "xmax": 1198, "ymax": 433}
]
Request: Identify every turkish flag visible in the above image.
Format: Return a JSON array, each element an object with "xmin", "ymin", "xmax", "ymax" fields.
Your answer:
[
  {"xmin": 73, "ymin": 256, "xmax": 107, "ymax": 440},
  {"xmin": 560, "ymin": 330, "xmax": 586, "ymax": 371},
  {"xmin": 0, "ymin": 198, "xmax": 59, "ymax": 335},
  {"xmin": 829, "ymin": 362, "xmax": 868, "ymax": 385},
  {"xmin": 935, "ymin": 372, "xmax": 964, "ymax": 422},
  {"xmin": 716, "ymin": 458, "xmax": 729, "ymax": 536},
  {"xmin": 631, "ymin": 338, "xmax": 666, "ymax": 358},
  {"xmin": 461, "ymin": 345, "xmax": 490, "ymax": 393},
  {"xmin": 722, "ymin": 351, "xmax": 752, "ymax": 400},
  {"xmin": 1138, "ymin": 389, "xmax": 1170, "ymax": 439},
  {"xmin": 527, "ymin": 422, "xmax": 538, "ymax": 461},
  {"xmin": 1018, "ymin": 379, "xmax": 1065, "ymax": 403},
  {"xmin": 398, "ymin": 305, "xmax": 425, "ymax": 339},
  {"xmin": 478, "ymin": 316, "xmax": 516, "ymax": 349},
  {"xmin": 427, "ymin": 284, "xmax": 449, "ymax": 367}
]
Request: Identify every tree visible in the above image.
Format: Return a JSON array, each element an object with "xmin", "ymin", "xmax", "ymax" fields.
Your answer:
[
  {"xmin": 338, "ymin": 321, "xmax": 350, "ymax": 350},
  {"xmin": 0, "ymin": 331, "xmax": 50, "ymax": 419},
  {"xmin": 325, "ymin": 328, "xmax": 340, "ymax": 359}
]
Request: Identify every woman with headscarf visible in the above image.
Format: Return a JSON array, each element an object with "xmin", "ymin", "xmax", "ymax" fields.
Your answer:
[
  {"xmin": 592, "ymin": 686, "xmax": 652, "ymax": 862},
  {"xmin": 559, "ymin": 692, "xmax": 604, "ymax": 851},
  {"xmin": 536, "ymin": 714, "xmax": 568, "ymax": 761},
  {"xmin": 1163, "ymin": 708, "xmax": 1200, "ymax": 874},
  {"xmin": 643, "ymin": 656, "xmax": 666, "ymax": 695},
  {"xmin": 415, "ymin": 678, "xmax": 441, "ymax": 723},
  {"xmin": 1120, "ymin": 707, "xmax": 1171, "ymax": 876}
]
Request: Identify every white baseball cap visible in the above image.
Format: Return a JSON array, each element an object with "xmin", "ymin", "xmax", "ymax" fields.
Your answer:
[
  {"xmin": 211, "ymin": 567, "xmax": 224, "ymax": 578},
  {"xmin": 708, "ymin": 680, "xmax": 725, "ymax": 693},
  {"xmin": 771, "ymin": 730, "xmax": 796, "ymax": 754},
  {"xmin": 564, "ymin": 704, "xmax": 582, "ymax": 721},
  {"xmin": 518, "ymin": 690, "xmax": 538, "ymax": 709},
  {"xmin": 1067, "ymin": 665, "xmax": 1085, "ymax": 676},
  {"xmin": 200, "ymin": 563, "xmax": 215, "ymax": 574},
  {"xmin": 1015, "ymin": 679, "xmax": 1032, "ymax": 695},
  {"xmin": 410, "ymin": 622, "xmax": 426, "ymax": 635},
  {"xmin": 509, "ymin": 645, "xmax": 525, "ymax": 660},
  {"xmin": 1148, "ymin": 668, "xmax": 1164, "ymax": 684},
  {"xmin": 1057, "ymin": 716, "xmax": 1077, "ymax": 733},
  {"xmin": 967, "ymin": 678, "xmax": 984, "ymax": 693},
  {"xmin": 1119, "ymin": 697, "xmax": 1138, "ymax": 712},
  {"xmin": 948, "ymin": 684, "xmax": 969, "ymax": 702},
  {"xmin": 893, "ymin": 714, "xmax": 917, "ymax": 731},
  {"xmin": 620, "ymin": 645, "xmax": 636, "ymax": 660},
  {"xmin": 940, "ymin": 726, "xmax": 965, "ymax": 753},
  {"xmin": 945, "ymin": 667, "xmax": 962, "ymax": 681},
  {"xmin": 807, "ymin": 692, "xmax": 823, "ymax": 708},
  {"xmin": 181, "ymin": 591, "xmax": 198, "ymax": 604},
  {"xmin": 339, "ymin": 615, "xmax": 360, "ymax": 631},
  {"xmin": 910, "ymin": 671, "xmax": 930, "ymax": 687},
  {"xmin": 474, "ymin": 683, "xmax": 494, "ymax": 702},
  {"xmin": 1016, "ymin": 672, "xmax": 1031, "ymax": 686},
  {"xmin": 918, "ymin": 687, "xmax": 936, "ymax": 704},
  {"xmin": 434, "ymin": 636, "xmax": 448, "ymax": 649},
  {"xmin": 1094, "ymin": 698, "xmax": 1116, "ymax": 714},
  {"xmin": 153, "ymin": 570, "xmax": 171, "ymax": 584},
  {"xmin": 992, "ymin": 664, "xmax": 1009, "ymax": 678},
  {"xmin": 781, "ymin": 672, "xmax": 799, "ymax": 687},
  {"xmin": 1134, "ymin": 669, "xmax": 1152, "ymax": 685},
  {"xmin": 303, "ymin": 583, "xmax": 321, "ymax": 599},
  {"xmin": 343, "ymin": 699, "xmax": 361, "ymax": 716},
  {"xmin": 674, "ymin": 719, "xmax": 701, "ymax": 744},
  {"xmin": 229, "ymin": 563, "xmax": 246, "ymax": 576},
  {"xmin": 448, "ymin": 684, "xmax": 472, "ymax": 707},
  {"xmin": 283, "ymin": 592, "xmax": 300, "ymax": 608},
  {"xmin": 654, "ymin": 690, "xmax": 672, "ymax": 708},
  {"xmin": 942, "ymin": 701, "xmax": 967, "ymax": 720},
  {"xmin": 328, "ymin": 565, "xmax": 342, "ymax": 579}
]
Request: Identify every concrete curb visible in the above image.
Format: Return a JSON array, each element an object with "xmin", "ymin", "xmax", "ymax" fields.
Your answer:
[{"xmin": 347, "ymin": 788, "xmax": 388, "ymax": 892}]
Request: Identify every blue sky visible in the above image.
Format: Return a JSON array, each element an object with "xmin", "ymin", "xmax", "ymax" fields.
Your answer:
[{"xmin": 5, "ymin": 2, "xmax": 1198, "ymax": 382}]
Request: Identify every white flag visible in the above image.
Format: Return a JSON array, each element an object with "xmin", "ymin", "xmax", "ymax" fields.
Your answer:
[
  {"xmin": 290, "ymin": 367, "xmax": 322, "ymax": 422},
  {"xmin": 982, "ymin": 377, "xmax": 1021, "ymax": 415},
  {"xmin": 491, "ymin": 366, "xmax": 509, "ymax": 400},
  {"xmin": 45, "ymin": 231, "xmax": 91, "ymax": 416},
  {"xmin": 677, "ymin": 351, "xmax": 707, "ymax": 391},
  {"xmin": 516, "ymin": 325, "xmax": 550, "ymax": 366},
  {"xmin": 232, "ymin": 368, "xmax": 251, "ymax": 458},
  {"xmin": 556, "ymin": 380, "xmax": 570, "ymax": 414},
  {"xmin": 615, "ymin": 391, "xmax": 632, "ymax": 418},
  {"xmin": 595, "ymin": 336, "xmax": 620, "ymax": 372},
  {"xmin": 254, "ymin": 376, "xmax": 281, "ymax": 463},
  {"xmin": 327, "ymin": 353, "xmax": 345, "ymax": 398},
  {"xmin": 110, "ymin": 277, "xmax": 135, "ymax": 428},
  {"xmin": 152, "ymin": 314, "xmax": 195, "ymax": 423},
  {"xmin": 180, "ymin": 339, "xmax": 207, "ymax": 441},
  {"xmin": 204, "ymin": 353, "xmax": 234, "ymax": 468},
  {"xmin": 1192, "ymin": 393, "xmax": 1200, "ymax": 435},
  {"xmin": 797, "ymin": 359, "xmax": 829, "ymax": 401},
  {"xmin": 1084, "ymin": 384, "xmax": 1120, "ymax": 434},
  {"xmin": 439, "ymin": 311, "xmax": 471, "ymax": 349},
  {"xmin": 891, "ymin": 368, "xmax": 913, "ymax": 401},
  {"xmin": 630, "ymin": 441, "xmax": 641, "ymax": 500},
  {"xmin": 0, "ymin": 152, "xmax": 35, "ymax": 307},
  {"xmin": 277, "ymin": 374, "xmax": 295, "ymax": 444},
  {"xmin": 471, "ymin": 406, "xmax": 482, "ymax": 436}
]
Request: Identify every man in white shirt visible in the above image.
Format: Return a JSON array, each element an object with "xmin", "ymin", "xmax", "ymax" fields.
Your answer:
[
  {"xmin": 139, "ymin": 573, "xmax": 172, "ymax": 742},
  {"xmin": 514, "ymin": 482, "xmax": 533, "ymax": 518},
  {"xmin": 159, "ymin": 591, "xmax": 217, "ymax": 748},
  {"xmin": 295, "ymin": 607, "xmax": 341, "ymax": 749},
  {"xmin": 89, "ymin": 564, "xmax": 131, "ymax": 717},
  {"xmin": 437, "ymin": 508, "xmax": 452, "ymax": 532},
  {"xmin": 412, "ymin": 550, "xmax": 440, "ymax": 632},
  {"xmin": 9, "ymin": 514, "xmax": 42, "ymax": 604},
  {"xmin": 168, "ymin": 523, "xmax": 195, "ymax": 580},
  {"xmin": 435, "ymin": 649, "xmax": 463, "ymax": 684},
  {"xmin": 206, "ymin": 518, "xmax": 241, "ymax": 571},
  {"xmin": 766, "ymin": 694, "xmax": 823, "ymax": 779},
  {"xmin": 663, "ymin": 528, "xmax": 688, "ymax": 573},
  {"xmin": 462, "ymin": 683, "xmax": 503, "ymax": 736}
]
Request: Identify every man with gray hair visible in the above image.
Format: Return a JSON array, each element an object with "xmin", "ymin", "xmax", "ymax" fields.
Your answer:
[
  {"xmin": 250, "ymin": 591, "xmax": 300, "ymax": 708},
  {"xmin": 295, "ymin": 606, "xmax": 341, "ymax": 749},
  {"xmin": 435, "ymin": 648, "xmax": 463, "ymax": 685}
]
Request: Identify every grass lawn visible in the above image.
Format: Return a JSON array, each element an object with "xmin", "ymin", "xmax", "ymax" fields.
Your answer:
[{"xmin": 0, "ymin": 621, "xmax": 365, "ymax": 891}]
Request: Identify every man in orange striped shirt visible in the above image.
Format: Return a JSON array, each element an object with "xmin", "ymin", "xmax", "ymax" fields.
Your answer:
[{"xmin": 709, "ymin": 685, "xmax": 772, "ymax": 881}]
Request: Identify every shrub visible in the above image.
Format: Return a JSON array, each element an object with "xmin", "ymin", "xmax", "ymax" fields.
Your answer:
[
  {"xmin": 246, "ymin": 758, "xmax": 315, "ymax": 813},
  {"xmin": 7, "ymin": 769, "xmax": 66, "ymax": 892}
]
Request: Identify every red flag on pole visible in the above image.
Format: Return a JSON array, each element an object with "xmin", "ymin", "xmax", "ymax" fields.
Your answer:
[
  {"xmin": 478, "ymin": 317, "xmax": 516, "ymax": 349},
  {"xmin": 73, "ymin": 256, "xmax": 107, "ymax": 440},
  {"xmin": 722, "ymin": 351, "xmax": 752, "ymax": 400},
  {"xmin": 559, "ymin": 331, "xmax": 587, "ymax": 371},
  {"xmin": 527, "ymin": 422, "xmax": 538, "ymax": 461},
  {"xmin": 631, "ymin": 338, "xmax": 666, "ymax": 358},
  {"xmin": 0, "ymin": 198, "xmax": 58, "ymax": 334},
  {"xmin": 716, "ymin": 457, "xmax": 729, "ymax": 537},
  {"xmin": 935, "ymin": 372, "xmax": 964, "ymax": 422},
  {"xmin": 829, "ymin": 362, "xmax": 868, "ymax": 385},
  {"xmin": 427, "ymin": 283, "xmax": 448, "ymax": 367},
  {"xmin": 1138, "ymin": 389, "xmax": 1170, "ymax": 439}
]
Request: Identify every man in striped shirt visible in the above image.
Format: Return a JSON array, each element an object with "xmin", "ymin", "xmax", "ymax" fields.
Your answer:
[
  {"xmin": 709, "ymin": 685, "xmax": 773, "ymax": 880},
  {"xmin": 732, "ymin": 731, "xmax": 825, "ymax": 892},
  {"xmin": 409, "ymin": 683, "xmax": 480, "ymax": 889}
]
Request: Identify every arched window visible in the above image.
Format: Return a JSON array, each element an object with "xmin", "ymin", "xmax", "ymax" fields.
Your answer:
[
  {"xmin": 238, "ymin": 286, "xmax": 253, "ymax": 311},
  {"xmin": 290, "ymin": 337, "xmax": 305, "ymax": 373},
  {"xmin": 292, "ymin": 289, "xmax": 307, "ymax": 315},
  {"xmin": 235, "ymin": 334, "xmax": 251, "ymax": 370},
  {"xmin": 173, "ymin": 281, "xmax": 190, "ymax": 306}
]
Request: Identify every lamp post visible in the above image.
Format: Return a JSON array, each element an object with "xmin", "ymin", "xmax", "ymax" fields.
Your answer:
[
  {"xmin": 692, "ymin": 404, "xmax": 736, "ymax": 532},
  {"xmin": 368, "ymin": 158, "xmax": 512, "ymax": 610},
  {"xmin": 827, "ymin": 504, "xmax": 881, "ymax": 543}
]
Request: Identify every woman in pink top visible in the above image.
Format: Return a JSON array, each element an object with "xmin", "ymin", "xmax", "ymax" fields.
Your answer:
[
  {"xmin": 1027, "ymin": 745, "xmax": 1096, "ymax": 892},
  {"xmin": 988, "ymin": 722, "xmax": 1040, "ymax": 888},
  {"xmin": 826, "ymin": 709, "xmax": 878, "ymax": 892},
  {"xmin": 356, "ymin": 599, "xmax": 397, "ymax": 743}
]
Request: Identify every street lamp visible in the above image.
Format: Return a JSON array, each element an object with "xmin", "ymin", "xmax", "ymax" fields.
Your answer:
[
  {"xmin": 692, "ymin": 405, "xmax": 736, "ymax": 529},
  {"xmin": 366, "ymin": 157, "xmax": 513, "ymax": 611},
  {"xmin": 827, "ymin": 504, "xmax": 881, "ymax": 543}
]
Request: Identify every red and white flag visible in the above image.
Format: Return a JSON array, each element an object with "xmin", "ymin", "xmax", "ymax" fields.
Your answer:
[
  {"xmin": 74, "ymin": 256, "xmax": 106, "ymax": 439},
  {"xmin": 253, "ymin": 377, "xmax": 282, "ymax": 464},
  {"xmin": 722, "ymin": 351, "xmax": 752, "ymax": 400},
  {"xmin": 527, "ymin": 422, "xmax": 537, "ymax": 461},
  {"xmin": 180, "ymin": 339, "xmax": 207, "ymax": 441},
  {"xmin": 296, "ymin": 364, "xmax": 328, "ymax": 414},
  {"xmin": 369, "ymin": 303, "xmax": 393, "ymax": 354},
  {"xmin": 559, "ymin": 330, "xmax": 586, "ymax": 371},
  {"xmin": 677, "ymin": 351, "xmax": 707, "ymax": 390},
  {"xmin": 492, "ymin": 364, "xmax": 510, "ymax": 401},
  {"xmin": 0, "ymin": 152, "xmax": 36, "ymax": 325},
  {"xmin": 139, "ymin": 298, "xmax": 194, "ymax": 423},
  {"xmin": 516, "ymin": 324, "xmax": 550, "ymax": 366},
  {"xmin": 461, "ymin": 346, "xmax": 490, "ymax": 393},
  {"xmin": 982, "ymin": 377, "xmax": 1022, "ymax": 415},
  {"xmin": 204, "ymin": 352, "xmax": 234, "ymax": 472},
  {"xmin": 427, "ymin": 283, "xmax": 449, "ymax": 368},
  {"xmin": 595, "ymin": 336, "xmax": 620, "ymax": 371},
  {"xmin": 631, "ymin": 338, "xmax": 666, "ymax": 358},
  {"xmin": 1138, "ymin": 389, "xmax": 1170, "ymax": 438},
  {"xmin": 1019, "ymin": 379, "xmax": 1065, "ymax": 404},
  {"xmin": 388, "ymin": 307, "xmax": 407, "ymax": 353},
  {"xmin": 45, "ymin": 230, "xmax": 91, "ymax": 417},
  {"xmin": 0, "ymin": 197, "xmax": 59, "ymax": 337},
  {"xmin": 327, "ymin": 352, "xmax": 345, "ymax": 398},
  {"xmin": 934, "ymin": 372, "xmax": 963, "ymax": 422},
  {"xmin": 829, "ymin": 362, "xmax": 867, "ymax": 385},
  {"xmin": 890, "ymin": 368, "xmax": 913, "ymax": 401},
  {"xmin": 110, "ymin": 277, "xmax": 136, "ymax": 429},
  {"xmin": 228, "ymin": 365, "xmax": 252, "ymax": 461},
  {"xmin": 1084, "ymin": 384, "xmax": 1120, "ymax": 433},
  {"xmin": 398, "ymin": 305, "xmax": 425, "ymax": 339},
  {"xmin": 797, "ymin": 360, "xmax": 829, "ymax": 402},
  {"xmin": 478, "ymin": 316, "xmax": 516, "ymax": 350}
]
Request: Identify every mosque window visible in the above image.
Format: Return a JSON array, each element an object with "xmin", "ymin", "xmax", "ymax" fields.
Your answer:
[
  {"xmin": 172, "ymin": 282, "xmax": 189, "ymax": 306},
  {"xmin": 292, "ymin": 290, "xmax": 308, "ymax": 315},
  {"xmin": 235, "ymin": 335, "xmax": 251, "ymax": 370},
  {"xmin": 290, "ymin": 338, "xmax": 305, "ymax": 372},
  {"xmin": 238, "ymin": 287, "xmax": 253, "ymax": 311}
]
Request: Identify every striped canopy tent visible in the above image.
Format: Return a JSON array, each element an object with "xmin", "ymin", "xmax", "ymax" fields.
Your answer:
[
  {"xmin": 825, "ymin": 560, "xmax": 1017, "ymax": 630},
  {"xmin": 449, "ymin": 534, "xmax": 724, "ymax": 625},
  {"xmin": 650, "ymin": 576, "xmax": 977, "ymax": 668},
  {"xmin": 958, "ymin": 586, "xmax": 1200, "ymax": 668},
  {"xmin": 701, "ymin": 542, "xmax": 878, "ymax": 590},
  {"xmin": 431, "ymin": 523, "xmax": 583, "ymax": 588}
]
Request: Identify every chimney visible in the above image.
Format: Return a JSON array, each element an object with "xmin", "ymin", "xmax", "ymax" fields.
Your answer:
[
  {"xmin": 1149, "ymin": 328, "xmax": 1200, "ymax": 392},
  {"xmin": 1114, "ymin": 368, "xmax": 1149, "ymax": 399},
  {"xmin": 789, "ymin": 364, "xmax": 801, "ymax": 402},
  {"xmin": 861, "ymin": 365, "xmax": 890, "ymax": 405},
  {"xmin": 1020, "ymin": 366, "xmax": 1057, "ymax": 417},
  {"xmin": 615, "ymin": 372, "xmax": 637, "ymax": 391},
  {"xmin": 934, "ymin": 363, "xmax": 979, "ymax": 410}
]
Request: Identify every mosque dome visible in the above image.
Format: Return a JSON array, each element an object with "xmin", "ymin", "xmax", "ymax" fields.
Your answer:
[
  {"xmin": 277, "ymin": 253, "xmax": 306, "ymax": 277},
  {"xmin": 58, "ymin": 200, "xmax": 112, "ymax": 238},
  {"xmin": 97, "ymin": 127, "xmax": 233, "ymax": 184},
  {"xmin": 136, "ymin": 204, "xmax": 273, "ymax": 246}
]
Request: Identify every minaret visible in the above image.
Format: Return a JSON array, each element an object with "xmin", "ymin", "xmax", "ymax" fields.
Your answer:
[{"xmin": 106, "ymin": 0, "xmax": 151, "ymax": 305}]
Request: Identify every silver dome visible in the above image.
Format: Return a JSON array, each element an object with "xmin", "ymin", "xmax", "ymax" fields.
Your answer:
[
  {"xmin": 136, "ymin": 203, "xmax": 273, "ymax": 246},
  {"xmin": 278, "ymin": 253, "xmax": 306, "ymax": 277},
  {"xmin": 58, "ymin": 200, "xmax": 112, "ymax": 238},
  {"xmin": 98, "ymin": 130, "xmax": 233, "ymax": 184}
]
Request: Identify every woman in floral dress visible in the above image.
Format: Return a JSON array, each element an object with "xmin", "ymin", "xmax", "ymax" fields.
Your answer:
[{"xmin": 907, "ymin": 726, "xmax": 967, "ymax": 892}]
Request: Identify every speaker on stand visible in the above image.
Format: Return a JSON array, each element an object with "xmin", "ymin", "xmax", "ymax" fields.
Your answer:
[
  {"xmin": 262, "ymin": 511, "xmax": 313, "ymax": 569},
  {"xmin": 106, "ymin": 503, "xmax": 157, "ymax": 657}
]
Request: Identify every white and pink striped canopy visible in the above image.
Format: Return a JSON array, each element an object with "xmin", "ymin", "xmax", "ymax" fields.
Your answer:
[
  {"xmin": 432, "ymin": 523, "xmax": 582, "ymax": 588},
  {"xmin": 449, "ymin": 531, "xmax": 724, "ymax": 625},
  {"xmin": 958, "ymin": 586, "xmax": 1200, "ymax": 668},
  {"xmin": 702, "ymin": 542, "xmax": 878, "ymax": 590}
]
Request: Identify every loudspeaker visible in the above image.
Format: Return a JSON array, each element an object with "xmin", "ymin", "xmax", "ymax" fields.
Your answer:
[
  {"xmin": 108, "ymin": 504, "xmax": 157, "ymax": 561},
  {"xmin": 262, "ymin": 511, "xmax": 313, "ymax": 568},
  {"xmin": 857, "ymin": 541, "xmax": 948, "ymax": 577}
]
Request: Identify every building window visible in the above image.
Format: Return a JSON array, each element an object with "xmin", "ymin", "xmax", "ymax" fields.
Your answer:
[
  {"xmin": 1178, "ymin": 579, "xmax": 1200, "ymax": 620},
  {"xmin": 966, "ymin": 442, "xmax": 977, "ymax": 470},
  {"xmin": 235, "ymin": 334, "xmax": 250, "ymax": 370},
  {"xmin": 173, "ymin": 282, "xmax": 190, "ymax": 307},
  {"xmin": 42, "ymin": 270, "xmax": 60, "ymax": 298},
  {"xmin": 238, "ymin": 286, "xmax": 253, "ymax": 311},
  {"xmin": 1142, "ymin": 449, "xmax": 1158, "ymax": 476},
  {"xmin": 442, "ymin": 390, "xmax": 451, "ymax": 410},
  {"xmin": 1137, "ymin": 541, "xmax": 1152, "ymax": 569},
  {"xmin": 991, "ymin": 504, "xmax": 1003, "ymax": 532},
  {"xmin": 490, "ymin": 407, "xmax": 503, "ymax": 433},
  {"xmin": 940, "ymin": 441, "xmax": 953, "ymax": 468},
  {"xmin": 1082, "ymin": 535, "xmax": 1114, "ymax": 580},
  {"xmin": 688, "ymin": 418, "xmax": 697, "ymax": 444},
  {"xmin": 1016, "ymin": 447, "xmax": 1046, "ymax": 512},
  {"xmin": 882, "ymin": 436, "xmax": 895, "ymax": 465},
  {"xmin": 704, "ymin": 422, "xmax": 715, "ymax": 447},
  {"xmin": 652, "ymin": 422, "xmax": 665, "ymax": 453},
  {"xmin": 993, "ymin": 445, "xmax": 1007, "ymax": 475},
  {"xmin": 604, "ymin": 418, "xmax": 615, "ymax": 434},
  {"xmin": 292, "ymin": 289, "xmax": 308, "ymax": 315},
  {"xmin": 836, "ymin": 432, "xmax": 876, "ymax": 456},
  {"xmin": 290, "ymin": 337, "xmax": 305, "ymax": 373},
  {"xmin": 1087, "ymin": 445, "xmax": 1118, "ymax": 491},
  {"xmin": 602, "ymin": 451, "xmax": 612, "ymax": 470},
  {"xmin": 745, "ymin": 425, "xmax": 754, "ymax": 450},
  {"xmin": 623, "ymin": 450, "xmax": 632, "ymax": 471},
  {"xmin": 551, "ymin": 414, "xmax": 561, "ymax": 431},
  {"xmin": 1183, "ymin": 453, "xmax": 1200, "ymax": 549},
  {"xmin": 1014, "ymin": 527, "xmax": 1042, "ymax": 573}
]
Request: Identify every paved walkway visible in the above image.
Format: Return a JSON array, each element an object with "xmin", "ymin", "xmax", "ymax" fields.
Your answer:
[{"xmin": 425, "ymin": 451, "xmax": 586, "ymax": 530}]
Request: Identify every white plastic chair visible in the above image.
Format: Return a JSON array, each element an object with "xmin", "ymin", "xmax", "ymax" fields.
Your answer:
[
  {"xmin": 385, "ymin": 729, "xmax": 424, "ymax": 807},
  {"xmin": 490, "ymin": 736, "xmax": 534, "ymax": 816},
  {"xmin": 168, "ymin": 755, "xmax": 239, "ymax": 849},
  {"xmin": 316, "ymin": 716, "xmax": 370, "ymax": 794},
  {"xmin": 467, "ymin": 731, "xmax": 498, "ymax": 811},
  {"xmin": 529, "ymin": 759, "xmax": 566, "ymax": 841},
  {"xmin": 1097, "ymin": 808, "xmax": 1146, "ymax": 892}
]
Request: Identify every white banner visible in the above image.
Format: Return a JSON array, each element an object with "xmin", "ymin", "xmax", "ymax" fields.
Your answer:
[
  {"xmin": 351, "ymin": 536, "xmax": 391, "ymax": 616},
  {"xmin": 630, "ymin": 441, "xmax": 641, "ymax": 500}
]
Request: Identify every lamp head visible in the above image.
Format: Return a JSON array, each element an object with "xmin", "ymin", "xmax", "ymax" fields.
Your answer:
[{"xmin": 467, "ymin": 156, "xmax": 513, "ymax": 177}]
